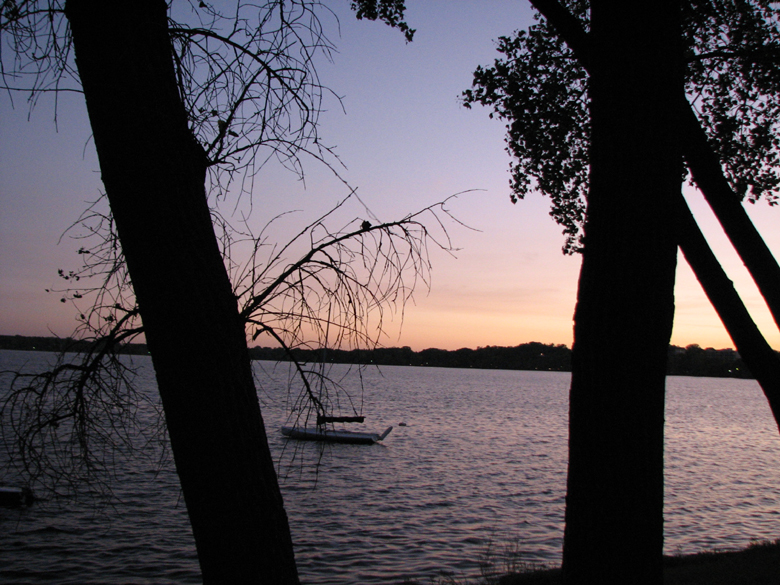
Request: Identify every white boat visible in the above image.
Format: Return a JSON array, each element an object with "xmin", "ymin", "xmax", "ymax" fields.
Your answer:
[{"xmin": 281, "ymin": 425, "xmax": 393, "ymax": 445}]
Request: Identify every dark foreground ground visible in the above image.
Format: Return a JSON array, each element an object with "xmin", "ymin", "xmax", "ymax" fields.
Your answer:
[
  {"xmin": 402, "ymin": 540, "xmax": 780, "ymax": 585},
  {"xmin": 499, "ymin": 540, "xmax": 780, "ymax": 585}
]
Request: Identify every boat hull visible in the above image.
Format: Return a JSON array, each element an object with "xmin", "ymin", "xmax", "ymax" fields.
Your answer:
[{"xmin": 281, "ymin": 426, "xmax": 392, "ymax": 445}]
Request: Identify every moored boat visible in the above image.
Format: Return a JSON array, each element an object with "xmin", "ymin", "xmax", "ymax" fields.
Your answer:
[{"xmin": 281, "ymin": 425, "xmax": 393, "ymax": 445}]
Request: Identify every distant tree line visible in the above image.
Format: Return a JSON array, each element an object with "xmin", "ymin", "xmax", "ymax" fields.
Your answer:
[
  {"xmin": 0, "ymin": 335, "xmax": 150, "ymax": 355},
  {"xmin": 0, "ymin": 335, "xmax": 759, "ymax": 379},
  {"xmin": 246, "ymin": 341, "xmax": 573, "ymax": 372},
  {"xmin": 666, "ymin": 345, "xmax": 751, "ymax": 379}
]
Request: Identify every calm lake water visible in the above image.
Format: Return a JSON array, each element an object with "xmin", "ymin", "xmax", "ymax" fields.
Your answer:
[{"xmin": 1, "ymin": 349, "xmax": 780, "ymax": 584}]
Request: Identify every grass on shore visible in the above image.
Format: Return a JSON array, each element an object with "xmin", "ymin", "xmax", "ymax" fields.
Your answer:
[{"xmin": 404, "ymin": 539, "xmax": 780, "ymax": 585}]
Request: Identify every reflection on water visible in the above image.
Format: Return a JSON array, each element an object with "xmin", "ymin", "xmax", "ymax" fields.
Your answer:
[
  {"xmin": 665, "ymin": 375, "xmax": 780, "ymax": 553},
  {"xmin": 1, "ymin": 350, "xmax": 779, "ymax": 584}
]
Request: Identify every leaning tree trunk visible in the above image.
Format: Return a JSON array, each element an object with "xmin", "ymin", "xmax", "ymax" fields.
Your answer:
[
  {"xmin": 64, "ymin": 1, "xmax": 299, "ymax": 583},
  {"xmin": 676, "ymin": 194, "xmax": 780, "ymax": 427},
  {"xmin": 680, "ymin": 104, "xmax": 780, "ymax": 332},
  {"xmin": 562, "ymin": 2, "xmax": 681, "ymax": 584}
]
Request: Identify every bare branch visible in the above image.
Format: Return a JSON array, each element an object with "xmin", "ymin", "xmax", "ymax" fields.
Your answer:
[{"xmin": 1, "ymin": 0, "xmax": 464, "ymax": 506}]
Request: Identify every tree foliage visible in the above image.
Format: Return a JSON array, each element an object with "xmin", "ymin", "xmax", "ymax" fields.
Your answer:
[
  {"xmin": 463, "ymin": 0, "xmax": 780, "ymax": 253},
  {"xmin": 464, "ymin": 1, "xmax": 589, "ymax": 254},
  {"xmin": 350, "ymin": 0, "xmax": 414, "ymax": 41}
]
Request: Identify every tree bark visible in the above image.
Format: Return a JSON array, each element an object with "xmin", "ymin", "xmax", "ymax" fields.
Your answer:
[
  {"xmin": 64, "ymin": 1, "xmax": 299, "ymax": 583},
  {"xmin": 562, "ymin": 2, "xmax": 681, "ymax": 583}
]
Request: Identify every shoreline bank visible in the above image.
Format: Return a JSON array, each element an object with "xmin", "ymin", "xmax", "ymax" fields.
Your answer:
[
  {"xmin": 400, "ymin": 540, "xmax": 780, "ymax": 584},
  {"xmin": 498, "ymin": 539, "xmax": 780, "ymax": 585}
]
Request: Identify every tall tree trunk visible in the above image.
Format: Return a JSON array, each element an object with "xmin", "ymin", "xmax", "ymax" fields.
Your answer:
[
  {"xmin": 64, "ymin": 1, "xmax": 299, "ymax": 583},
  {"xmin": 562, "ymin": 2, "xmax": 681, "ymax": 583}
]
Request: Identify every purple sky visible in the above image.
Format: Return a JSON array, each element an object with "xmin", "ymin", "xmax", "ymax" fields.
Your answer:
[{"xmin": 2, "ymin": 1, "xmax": 779, "ymax": 351}]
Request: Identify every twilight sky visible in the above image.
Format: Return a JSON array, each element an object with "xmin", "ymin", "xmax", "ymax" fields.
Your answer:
[{"xmin": 2, "ymin": 1, "xmax": 780, "ymax": 352}]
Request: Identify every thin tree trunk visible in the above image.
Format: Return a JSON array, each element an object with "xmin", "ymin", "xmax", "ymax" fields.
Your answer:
[
  {"xmin": 562, "ymin": 2, "xmax": 680, "ymax": 583},
  {"xmin": 64, "ymin": 1, "xmax": 299, "ymax": 582},
  {"xmin": 676, "ymin": 193, "xmax": 780, "ymax": 426},
  {"xmin": 680, "ymin": 106, "xmax": 780, "ymax": 331}
]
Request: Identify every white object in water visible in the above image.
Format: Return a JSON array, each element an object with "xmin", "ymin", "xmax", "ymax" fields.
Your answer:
[{"xmin": 281, "ymin": 425, "xmax": 393, "ymax": 444}]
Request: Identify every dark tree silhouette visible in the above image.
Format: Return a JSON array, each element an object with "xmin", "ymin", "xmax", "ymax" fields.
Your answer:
[
  {"xmin": 560, "ymin": 2, "xmax": 681, "ymax": 582},
  {"xmin": 464, "ymin": 1, "xmax": 780, "ymax": 583},
  {"xmin": 1, "ymin": 1, "xmax": 432, "ymax": 583},
  {"xmin": 513, "ymin": 0, "xmax": 780, "ymax": 428},
  {"xmin": 62, "ymin": 1, "xmax": 300, "ymax": 581}
]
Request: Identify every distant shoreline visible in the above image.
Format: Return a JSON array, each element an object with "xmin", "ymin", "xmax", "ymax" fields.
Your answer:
[{"xmin": 0, "ymin": 334, "xmax": 758, "ymax": 379}]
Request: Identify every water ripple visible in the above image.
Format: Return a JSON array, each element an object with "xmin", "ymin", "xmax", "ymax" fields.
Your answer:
[{"xmin": 2, "ymin": 353, "xmax": 780, "ymax": 583}]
